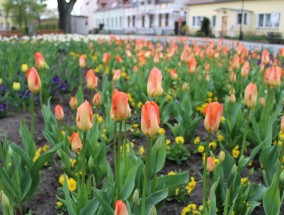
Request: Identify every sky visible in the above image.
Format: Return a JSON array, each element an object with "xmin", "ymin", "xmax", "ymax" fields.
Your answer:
[{"xmin": 46, "ymin": 0, "xmax": 83, "ymax": 15}]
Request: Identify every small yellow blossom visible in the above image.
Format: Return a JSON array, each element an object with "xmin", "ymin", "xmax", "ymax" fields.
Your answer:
[
  {"xmin": 207, "ymin": 92, "xmax": 213, "ymax": 98},
  {"xmin": 185, "ymin": 177, "xmax": 196, "ymax": 194},
  {"xmin": 70, "ymin": 159, "xmax": 76, "ymax": 168},
  {"xmin": 194, "ymin": 136, "xmax": 200, "ymax": 145},
  {"xmin": 59, "ymin": 174, "xmax": 68, "ymax": 186},
  {"xmin": 56, "ymin": 201, "xmax": 63, "ymax": 207},
  {"xmin": 214, "ymin": 158, "xmax": 220, "ymax": 164},
  {"xmin": 209, "ymin": 141, "xmax": 217, "ymax": 149},
  {"xmin": 232, "ymin": 145, "xmax": 240, "ymax": 158},
  {"xmin": 139, "ymin": 146, "xmax": 144, "ymax": 155},
  {"xmin": 158, "ymin": 128, "xmax": 165, "ymax": 135},
  {"xmin": 12, "ymin": 82, "xmax": 21, "ymax": 91},
  {"xmin": 198, "ymin": 145, "xmax": 204, "ymax": 153},
  {"xmin": 43, "ymin": 145, "xmax": 50, "ymax": 152},
  {"xmin": 0, "ymin": 78, "xmax": 2, "ymax": 84},
  {"xmin": 199, "ymin": 205, "xmax": 203, "ymax": 212},
  {"xmin": 137, "ymin": 101, "xmax": 143, "ymax": 109},
  {"xmin": 132, "ymin": 123, "xmax": 139, "ymax": 128},
  {"xmin": 241, "ymin": 177, "xmax": 250, "ymax": 186},
  {"xmin": 96, "ymin": 115, "xmax": 103, "ymax": 124},
  {"xmin": 175, "ymin": 188, "xmax": 179, "ymax": 196},
  {"xmin": 217, "ymin": 133, "xmax": 224, "ymax": 142},
  {"xmin": 67, "ymin": 178, "xmax": 77, "ymax": 192},
  {"xmin": 21, "ymin": 64, "xmax": 28, "ymax": 72},
  {"xmin": 221, "ymin": 116, "xmax": 226, "ymax": 123},
  {"xmin": 175, "ymin": 136, "xmax": 185, "ymax": 144},
  {"xmin": 166, "ymin": 139, "xmax": 171, "ymax": 145},
  {"xmin": 208, "ymin": 97, "xmax": 213, "ymax": 103},
  {"xmin": 167, "ymin": 171, "xmax": 176, "ymax": 176}
]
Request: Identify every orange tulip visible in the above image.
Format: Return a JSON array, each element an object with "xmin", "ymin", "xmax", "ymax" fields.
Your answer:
[
  {"xmin": 54, "ymin": 105, "xmax": 64, "ymax": 121},
  {"xmin": 86, "ymin": 69, "xmax": 98, "ymax": 90},
  {"xmin": 69, "ymin": 96, "xmax": 78, "ymax": 110},
  {"xmin": 113, "ymin": 69, "xmax": 121, "ymax": 81},
  {"xmin": 103, "ymin": 53, "xmax": 111, "ymax": 63},
  {"xmin": 187, "ymin": 57, "xmax": 197, "ymax": 74},
  {"xmin": 231, "ymin": 55, "xmax": 240, "ymax": 69},
  {"xmin": 259, "ymin": 97, "xmax": 265, "ymax": 106},
  {"xmin": 141, "ymin": 101, "xmax": 160, "ymax": 136},
  {"xmin": 261, "ymin": 49, "xmax": 270, "ymax": 65},
  {"xmin": 147, "ymin": 67, "xmax": 163, "ymax": 98},
  {"xmin": 116, "ymin": 55, "xmax": 122, "ymax": 63},
  {"xmin": 264, "ymin": 66, "xmax": 282, "ymax": 88},
  {"xmin": 34, "ymin": 52, "xmax": 46, "ymax": 69},
  {"xmin": 114, "ymin": 200, "xmax": 128, "ymax": 215},
  {"xmin": 204, "ymin": 102, "xmax": 223, "ymax": 132},
  {"xmin": 169, "ymin": 70, "xmax": 178, "ymax": 80},
  {"xmin": 279, "ymin": 48, "xmax": 284, "ymax": 58},
  {"xmin": 241, "ymin": 61, "xmax": 250, "ymax": 78},
  {"xmin": 92, "ymin": 92, "xmax": 102, "ymax": 106},
  {"xmin": 229, "ymin": 72, "xmax": 236, "ymax": 82},
  {"xmin": 76, "ymin": 100, "xmax": 93, "ymax": 131},
  {"xmin": 26, "ymin": 67, "xmax": 41, "ymax": 93},
  {"xmin": 207, "ymin": 156, "xmax": 215, "ymax": 172},
  {"xmin": 69, "ymin": 132, "xmax": 83, "ymax": 153},
  {"xmin": 110, "ymin": 89, "xmax": 131, "ymax": 121},
  {"xmin": 79, "ymin": 55, "xmax": 86, "ymax": 68},
  {"xmin": 281, "ymin": 115, "xmax": 284, "ymax": 133},
  {"xmin": 244, "ymin": 83, "xmax": 257, "ymax": 108}
]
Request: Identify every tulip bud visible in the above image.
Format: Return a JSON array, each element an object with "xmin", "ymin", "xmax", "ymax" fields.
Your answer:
[
  {"xmin": 103, "ymin": 53, "xmax": 111, "ymax": 64},
  {"xmin": 86, "ymin": 69, "xmax": 98, "ymax": 90},
  {"xmin": 110, "ymin": 89, "xmax": 131, "ymax": 121},
  {"xmin": 92, "ymin": 92, "xmax": 102, "ymax": 106},
  {"xmin": 34, "ymin": 52, "xmax": 46, "ymax": 69},
  {"xmin": 141, "ymin": 101, "xmax": 160, "ymax": 136},
  {"xmin": 113, "ymin": 69, "xmax": 121, "ymax": 81},
  {"xmin": 241, "ymin": 61, "xmax": 250, "ymax": 78},
  {"xmin": 187, "ymin": 57, "xmax": 197, "ymax": 74},
  {"xmin": 219, "ymin": 151, "xmax": 225, "ymax": 162},
  {"xmin": 26, "ymin": 67, "xmax": 41, "ymax": 93},
  {"xmin": 280, "ymin": 170, "xmax": 284, "ymax": 182},
  {"xmin": 54, "ymin": 105, "xmax": 64, "ymax": 121},
  {"xmin": 207, "ymin": 156, "xmax": 215, "ymax": 172},
  {"xmin": 231, "ymin": 164, "xmax": 238, "ymax": 176},
  {"xmin": 132, "ymin": 189, "xmax": 139, "ymax": 202},
  {"xmin": 76, "ymin": 100, "xmax": 93, "ymax": 131},
  {"xmin": 244, "ymin": 83, "xmax": 257, "ymax": 108},
  {"xmin": 204, "ymin": 102, "xmax": 223, "ymax": 132},
  {"xmin": 182, "ymin": 83, "xmax": 189, "ymax": 91},
  {"xmin": 69, "ymin": 97, "xmax": 78, "ymax": 110},
  {"xmin": 79, "ymin": 55, "xmax": 86, "ymax": 68},
  {"xmin": 259, "ymin": 97, "xmax": 265, "ymax": 106},
  {"xmin": 149, "ymin": 206, "xmax": 157, "ymax": 215},
  {"xmin": 249, "ymin": 168, "xmax": 254, "ymax": 176},
  {"xmin": 169, "ymin": 70, "xmax": 178, "ymax": 80},
  {"xmin": 229, "ymin": 94, "xmax": 236, "ymax": 103},
  {"xmin": 114, "ymin": 200, "xmax": 128, "ymax": 215},
  {"xmin": 0, "ymin": 191, "xmax": 10, "ymax": 208},
  {"xmin": 69, "ymin": 132, "xmax": 83, "ymax": 153},
  {"xmin": 261, "ymin": 49, "xmax": 270, "ymax": 65},
  {"xmin": 281, "ymin": 115, "xmax": 284, "ymax": 133},
  {"xmin": 147, "ymin": 67, "xmax": 163, "ymax": 98}
]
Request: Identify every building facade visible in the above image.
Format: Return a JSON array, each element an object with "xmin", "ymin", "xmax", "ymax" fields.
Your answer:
[
  {"xmin": 83, "ymin": 0, "xmax": 188, "ymax": 35},
  {"xmin": 0, "ymin": 0, "xmax": 13, "ymax": 30},
  {"xmin": 80, "ymin": 0, "xmax": 98, "ymax": 31},
  {"xmin": 187, "ymin": 0, "xmax": 284, "ymax": 38}
]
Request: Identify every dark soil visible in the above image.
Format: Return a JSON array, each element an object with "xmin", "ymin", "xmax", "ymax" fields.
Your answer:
[{"xmin": 0, "ymin": 94, "xmax": 282, "ymax": 215}]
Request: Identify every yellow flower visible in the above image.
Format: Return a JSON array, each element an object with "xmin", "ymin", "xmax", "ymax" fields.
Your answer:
[
  {"xmin": 185, "ymin": 177, "xmax": 196, "ymax": 194},
  {"xmin": 132, "ymin": 123, "xmax": 139, "ymax": 128},
  {"xmin": 96, "ymin": 115, "xmax": 103, "ymax": 124},
  {"xmin": 232, "ymin": 145, "xmax": 240, "ymax": 158},
  {"xmin": 13, "ymin": 82, "xmax": 21, "ymax": 91},
  {"xmin": 43, "ymin": 145, "xmax": 50, "ymax": 152},
  {"xmin": 167, "ymin": 171, "xmax": 176, "ymax": 176},
  {"xmin": 59, "ymin": 174, "xmax": 68, "ymax": 186},
  {"xmin": 70, "ymin": 159, "xmax": 76, "ymax": 168},
  {"xmin": 158, "ymin": 128, "xmax": 165, "ymax": 135},
  {"xmin": 137, "ymin": 101, "xmax": 143, "ymax": 109},
  {"xmin": 207, "ymin": 92, "xmax": 213, "ymax": 98},
  {"xmin": 166, "ymin": 139, "xmax": 171, "ymax": 145},
  {"xmin": 181, "ymin": 206, "xmax": 191, "ymax": 215},
  {"xmin": 214, "ymin": 158, "xmax": 220, "ymax": 164},
  {"xmin": 198, "ymin": 145, "xmax": 204, "ymax": 153},
  {"xmin": 187, "ymin": 204, "xmax": 197, "ymax": 210},
  {"xmin": 0, "ymin": 78, "xmax": 2, "ymax": 84},
  {"xmin": 208, "ymin": 97, "xmax": 213, "ymax": 103},
  {"xmin": 241, "ymin": 177, "xmax": 250, "ymax": 186},
  {"xmin": 166, "ymin": 94, "xmax": 172, "ymax": 101},
  {"xmin": 67, "ymin": 178, "xmax": 77, "ymax": 192},
  {"xmin": 56, "ymin": 201, "xmax": 63, "ymax": 207},
  {"xmin": 21, "ymin": 64, "xmax": 28, "ymax": 72},
  {"xmin": 209, "ymin": 141, "xmax": 217, "ymax": 149},
  {"xmin": 194, "ymin": 136, "xmax": 200, "ymax": 145},
  {"xmin": 139, "ymin": 146, "xmax": 144, "ymax": 155},
  {"xmin": 33, "ymin": 148, "xmax": 42, "ymax": 162},
  {"xmin": 221, "ymin": 116, "xmax": 226, "ymax": 123},
  {"xmin": 175, "ymin": 136, "xmax": 185, "ymax": 144},
  {"xmin": 199, "ymin": 205, "xmax": 203, "ymax": 212},
  {"xmin": 217, "ymin": 133, "xmax": 224, "ymax": 142},
  {"xmin": 175, "ymin": 188, "xmax": 179, "ymax": 196}
]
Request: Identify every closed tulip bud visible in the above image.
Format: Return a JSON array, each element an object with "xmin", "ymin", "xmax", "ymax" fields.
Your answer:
[
  {"xmin": 232, "ymin": 55, "xmax": 240, "ymax": 69},
  {"xmin": 92, "ymin": 92, "xmax": 102, "ymax": 106},
  {"xmin": 0, "ymin": 191, "xmax": 10, "ymax": 208},
  {"xmin": 259, "ymin": 97, "xmax": 265, "ymax": 106},
  {"xmin": 231, "ymin": 164, "xmax": 238, "ymax": 176},
  {"xmin": 279, "ymin": 48, "xmax": 284, "ymax": 58},
  {"xmin": 116, "ymin": 55, "xmax": 122, "ymax": 63},
  {"xmin": 110, "ymin": 89, "xmax": 131, "ymax": 121},
  {"xmin": 241, "ymin": 61, "xmax": 250, "ymax": 78},
  {"xmin": 229, "ymin": 94, "xmax": 236, "ymax": 103},
  {"xmin": 204, "ymin": 102, "xmax": 223, "ymax": 132},
  {"xmin": 132, "ymin": 189, "xmax": 139, "ymax": 202},
  {"xmin": 114, "ymin": 200, "xmax": 128, "ymax": 215},
  {"xmin": 103, "ymin": 52, "xmax": 111, "ymax": 64},
  {"xmin": 34, "ymin": 52, "xmax": 46, "ymax": 69},
  {"xmin": 207, "ymin": 156, "xmax": 215, "ymax": 172},
  {"xmin": 54, "ymin": 105, "xmax": 64, "ymax": 121},
  {"xmin": 280, "ymin": 170, "xmax": 284, "ymax": 182},
  {"xmin": 149, "ymin": 206, "xmax": 157, "ymax": 215},
  {"xmin": 12, "ymin": 82, "xmax": 20, "ymax": 91},
  {"xmin": 147, "ymin": 67, "xmax": 163, "ymax": 98},
  {"xmin": 229, "ymin": 72, "xmax": 236, "ymax": 82},
  {"xmin": 69, "ymin": 132, "xmax": 83, "ymax": 153},
  {"xmin": 86, "ymin": 69, "xmax": 98, "ymax": 90},
  {"xmin": 187, "ymin": 57, "xmax": 197, "ymax": 74},
  {"xmin": 141, "ymin": 101, "xmax": 160, "ymax": 136},
  {"xmin": 261, "ymin": 49, "xmax": 270, "ymax": 65},
  {"xmin": 76, "ymin": 100, "xmax": 93, "ymax": 131},
  {"xmin": 264, "ymin": 66, "xmax": 282, "ymax": 88},
  {"xmin": 249, "ymin": 168, "xmax": 255, "ymax": 176},
  {"xmin": 281, "ymin": 115, "xmax": 284, "ymax": 133},
  {"xmin": 204, "ymin": 62, "xmax": 210, "ymax": 72},
  {"xmin": 26, "ymin": 67, "xmax": 41, "ymax": 93},
  {"xmin": 219, "ymin": 151, "xmax": 225, "ymax": 162},
  {"xmin": 113, "ymin": 69, "xmax": 121, "ymax": 81},
  {"xmin": 69, "ymin": 96, "xmax": 78, "ymax": 110},
  {"xmin": 21, "ymin": 64, "xmax": 28, "ymax": 72},
  {"xmin": 182, "ymin": 83, "xmax": 189, "ymax": 91},
  {"xmin": 244, "ymin": 83, "xmax": 257, "ymax": 108},
  {"xmin": 79, "ymin": 55, "xmax": 86, "ymax": 68},
  {"xmin": 169, "ymin": 70, "xmax": 178, "ymax": 80}
]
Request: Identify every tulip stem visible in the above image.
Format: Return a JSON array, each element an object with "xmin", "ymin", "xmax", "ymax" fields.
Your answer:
[
  {"xmin": 202, "ymin": 132, "xmax": 211, "ymax": 214},
  {"xmin": 113, "ymin": 122, "xmax": 117, "ymax": 196},
  {"xmin": 116, "ymin": 121, "xmax": 123, "ymax": 198},
  {"xmin": 240, "ymin": 109, "xmax": 250, "ymax": 158},
  {"xmin": 142, "ymin": 137, "xmax": 153, "ymax": 215},
  {"xmin": 224, "ymin": 188, "xmax": 231, "ymax": 215},
  {"xmin": 82, "ymin": 132, "xmax": 87, "ymax": 182},
  {"xmin": 30, "ymin": 93, "xmax": 35, "ymax": 141},
  {"xmin": 123, "ymin": 121, "xmax": 127, "ymax": 162}
]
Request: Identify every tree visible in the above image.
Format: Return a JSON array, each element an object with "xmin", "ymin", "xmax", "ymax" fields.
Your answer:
[
  {"xmin": 57, "ymin": 0, "xmax": 77, "ymax": 33},
  {"xmin": 3, "ymin": 0, "xmax": 46, "ymax": 30}
]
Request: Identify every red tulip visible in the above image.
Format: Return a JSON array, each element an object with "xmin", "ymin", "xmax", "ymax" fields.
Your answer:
[
  {"xmin": 114, "ymin": 200, "xmax": 128, "ymax": 215},
  {"xmin": 244, "ymin": 83, "xmax": 257, "ymax": 108},
  {"xmin": 54, "ymin": 105, "xmax": 64, "ymax": 121},
  {"xmin": 69, "ymin": 132, "xmax": 83, "ymax": 153},
  {"xmin": 141, "ymin": 101, "xmax": 160, "ymax": 136},
  {"xmin": 92, "ymin": 92, "xmax": 102, "ymax": 106},
  {"xmin": 169, "ymin": 70, "xmax": 178, "ymax": 80},
  {"xmin": 187, "ymin": 57, "xmax": 197, "ymax": 74},
  {"xmin": 34, "ymin": 52, "xmax": 45, "ymax": 69},
  {"xmin": 147, "ymin": 67, "xmax": 163, "ymax": 98},
  {"xmin": 110, "ymin": 89, "xmax": 131, "ymax": 121},
  {"xmin": 76, "ymin": 100, "xmax": 93, "ymax": 131},
  {"xmin": 86, "ymin": 69, "xmax": 98, "ymax": 90},
  {"xmin": 26, "ymin": 67, "xmax": 41, "ymax": 93},
  {"xmin": 204, "ymin": 102, "xmax": 223, "ymax": 132},
  {"xmin": 116, "ymin": 55, "xmax": 122, "ymax": 63},
  {"xmin": 103, "ymin": 53, "xmax": 111, "ymax": 63},
  {"xmin": 261, "ymin": 49, "xmax": 270, "ymax": 65}
]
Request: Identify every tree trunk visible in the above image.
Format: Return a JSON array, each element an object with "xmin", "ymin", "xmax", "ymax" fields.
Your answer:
[{"xmin": 57, "ymin": 0, "xmax": 77, "ymax": 33}]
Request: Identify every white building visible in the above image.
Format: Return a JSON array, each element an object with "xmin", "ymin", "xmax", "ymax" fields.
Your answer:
[
  {"xmin": 80, "ymin": 0, "xmax": 98, "ymax": 32},
  {"xmin": 81, "ymin": 0, "xmax": 188, "ymax": 35}
]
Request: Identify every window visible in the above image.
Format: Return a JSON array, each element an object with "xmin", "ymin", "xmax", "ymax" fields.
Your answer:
[
  {"xmin": 165, "ymin": 13, "xmax": 169, "ymax": 26},
  {"xmin": 159, "ymin": 14, "xmax": 162, "ymax": 27},
  {"xmin": 142, "ymin": 15, "xmax": 145, "ymax": 28},
  {"xmin": 6, "ymin": 23, "xmax": 9, "ymax": 30},
  {"xmin": 132, "ymin": 15, "xmax": 135, "ymax": 27},
  {"xmin": 212, "ymin": 15, "xmax": 216, "ymax": 27},
  {"xmin": 237, "ymin": 12, "xmax": 247, "ymax": 25},
  {"xmin": 149, "ymin": 14, "xmax": 154, "ymax": 27},
  {"xmin": 120, "ymin": 17, "xmax": 123, "ymax": 27},
  {"xmin": 192, "ymin": 16, "xmax": 203, "ymax": 27},
  {"xmin": 0, "ymin": 10, "xmax": 2, "ymax": 17},
  {"xmin": 258, "ymin": 13, "xmax": 280, "ymax": 28}
]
